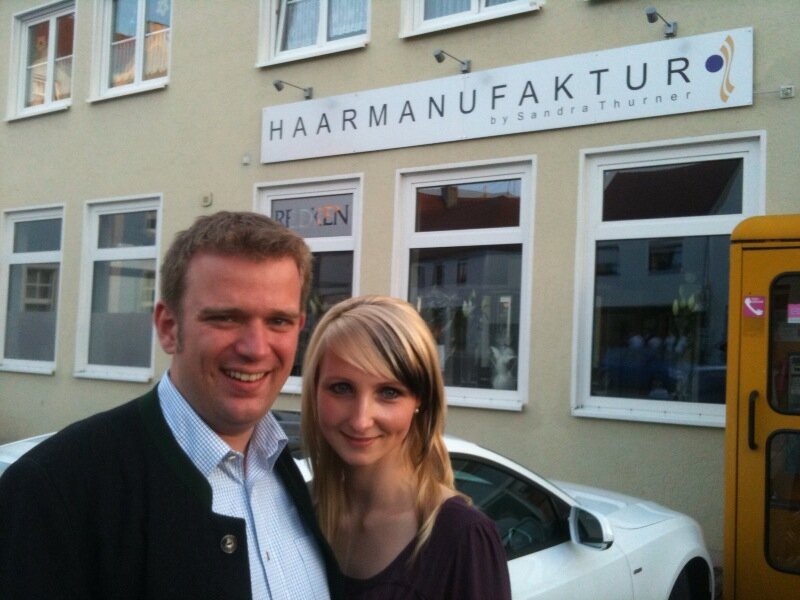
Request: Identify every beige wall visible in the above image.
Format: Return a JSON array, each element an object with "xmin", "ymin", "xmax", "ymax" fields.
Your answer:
[{"xmin": 2, "ymin": 0, "xmax": 800, "ymax": 565}]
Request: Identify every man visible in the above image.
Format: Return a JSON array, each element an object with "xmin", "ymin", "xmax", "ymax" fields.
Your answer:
[{"xmin": 0, "ymin": 212, "xmax": 341, "ymax": 600}]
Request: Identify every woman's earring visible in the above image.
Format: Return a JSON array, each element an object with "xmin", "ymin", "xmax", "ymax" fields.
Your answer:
[{"xmin": 414, "ymin": 408, "xmax": 420, "ymax": 414}]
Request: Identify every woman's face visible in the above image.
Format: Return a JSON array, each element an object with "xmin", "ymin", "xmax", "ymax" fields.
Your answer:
[{"xmin": 316, "ymin": 350, "xmax": 421, "ymax": 472}]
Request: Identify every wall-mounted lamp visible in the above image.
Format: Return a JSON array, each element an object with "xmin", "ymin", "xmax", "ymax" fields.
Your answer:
[
  {"xmin": 645, "ymin": 6, "xmax": 677, "ymax": 38},
  {"xmin": 433, "ymin": 49, "xmax": 471, "ymax": 74},
  {"xmin": 272, "ymin": 79, "xmax": 313, "ymax": 100}
]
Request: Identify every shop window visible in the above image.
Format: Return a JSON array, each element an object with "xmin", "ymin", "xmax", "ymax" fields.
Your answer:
[
  {"xmin": 574, "ymin": 134, "xmax": 763, "ymax": 427},
  {"xmin": 90, "ymin": 0, "xmax": 171, "ymax": 100},
  {"xmin": 75, "ymin": 197, "xmax": 160, "ymax": 381},
  {"xmin": 0, "ymin": 207, "xmax": 63, "ymax": 373},
  {"xmin": 396, "ymin": 159, "xmax": 534, "ymax": 411},
  {"xmin": 400, "ymin": 0, "xmax": 542, "ymax": 38},
  {"xmin": 260, "ymin": 0, "xmax": 369, "ymax": 66},
  {"xmin": 257, "ymin": 176, "xmax": 361, "ymax": 393},
  {"xmin": 7, "ymin": 2, "xmax": 74, "ymax": 120}
]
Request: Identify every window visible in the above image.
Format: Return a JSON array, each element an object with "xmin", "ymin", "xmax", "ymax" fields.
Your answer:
[
  {"xmin": 400, "ymin": 0, "xmax": 542, "ymax": 37},
  {"xmin": 395, "ymin": 159, "xmax": 534, "ymax": 411},
  {"xmin": 573, "ymin": 134, "xmax": 764, "ymax": 427},
  {"xmin": 75, "ymin": 197, "xmax": 160, "ymax": 381},
  {"xmin": 257, "ymin": 176, "xmax": 361, "ymax": 393},
  {"xmin": 91, "ymin": 0, "xmax": 171, "ymax": 100},
  {"xmin": 7, "ymin": 2, "xmax": 75, "ymax": 119},
  {"xmin": 260, "ymin": 0, "xmax": 369, "ymax": 66},
  {"xmin": 451, "ymin": 454, "xmax": 570, "ymax": 559},
  {"xmin": 0, "ymin": 207, "xmax": 64, "ymax": 373}
]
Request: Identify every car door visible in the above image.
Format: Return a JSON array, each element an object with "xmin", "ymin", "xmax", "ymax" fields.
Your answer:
[{"xmin": 451, "ymin": 454, "xmax": 633, "ymax": 600}]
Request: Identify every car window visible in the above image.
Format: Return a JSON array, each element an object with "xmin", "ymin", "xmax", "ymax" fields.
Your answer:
[{"xmin": 451, "ymin": 454, "xmax": 570, "ymax": 560}]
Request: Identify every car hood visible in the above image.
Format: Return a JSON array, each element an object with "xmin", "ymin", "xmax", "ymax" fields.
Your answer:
[
  {"xmin": 553, "ymin": 480, "xmax": 678, "ymax": 529},
  {"xmin": 0, "ymin": 433, "xmax": 54, "ymax": 475}
]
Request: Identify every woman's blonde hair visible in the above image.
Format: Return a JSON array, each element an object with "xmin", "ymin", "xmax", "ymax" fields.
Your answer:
[{"xmin": 300, "ymin": 295, "xmax": 456, "ymax": 556}]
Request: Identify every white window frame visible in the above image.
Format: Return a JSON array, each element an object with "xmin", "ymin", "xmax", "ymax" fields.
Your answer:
[
  {"xmin": 393, "ymin": 157, "xmax": 535, "ymax": 411},
  {"xmin": 256, "ymin": 174, "xmax": 363, "ymax": 394},
  {"xmin": 572, "ymin": 131, "xmax": 766, "ymax": 428},
  {"xmin": 89, "ymin": 0, "xmax": 172, "ymax": 102},
  {"xmin": 6, "ymin": 1, "xmax": 75, "ymax": 121},
  {"xmin": 258, "ymin": 0, "xmax": 370, "ymax": 67},
  {"xmin": 74, "ymin": 195, "xmax": 161, "ymax": 382},
  {"xmin": 0, "ymin": 205, "xmax": 65, "ymax": 374},
  {"xmin": 400, "ymin": 0, "xmax": 542, "ymax": 38}
]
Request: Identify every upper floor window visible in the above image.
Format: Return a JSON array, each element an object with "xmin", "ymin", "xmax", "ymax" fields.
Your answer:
[
  {"xmin": 257, "ymin": 176, "xmax": 362, "ymax": 393},
  {"xmin": 394, "ymin": 159, "xmax": 534, "ymax": 411},
  {"xmin": 0, "ymin": 207, "xmax": 64, "ymax": 374},
  {"xmin": 91, "ymin": 0, "xmax": 171, "ymax": 100},
  {"xmin": 573, "ymin": 134, "xmax": 764, "ymax": 427},
  {"xmin": 400, "ymin": 0, "xmax": 542, "ymax": 37},
  {"xmin": 259, "ymin": 0, "xmax": 369, "ymax": 65},
  {"xmin": 7, "ymin": 2, "xmax": 75, "ymax": 120},
  {"xmin": 75, "ymin": 197, "xmax": 160, "ymax": 381}
]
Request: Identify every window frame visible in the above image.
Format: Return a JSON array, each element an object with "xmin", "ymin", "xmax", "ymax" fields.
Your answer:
[
  {"xmin": 258, "ymin": 0, "xmax": 370, "ymax": 67},
  {"xmin": 393, "ymin": 157, "xmax": 535, "ymax": 411},
  {"xmin": 572, "ymin": 132, "xmax": 765, "ymax": 428},
  {"xmin": 256, "ymin": 174, "xmax": 363, "ymax": 393},
  {"xmin": 74, "ymin": 195, "xmax": 161, "ymax": 382},
  {"xmin": 0, "ymin": 205, "xmax": 65, "ymax": 375},
  {"xmin": 89, "ymin": 0, "xmax": 172, "ymax": 102},
  {"xmin": 6, "ymin": 1, "xmax": 75, "ymax": 121},
  {"xmin": 399, "ymin": 0, "xmax": 542, "ymax": 38}
]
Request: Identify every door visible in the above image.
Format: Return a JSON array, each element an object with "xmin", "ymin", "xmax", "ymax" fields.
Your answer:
[{"xmin": 735, "ymin": 248, "xmax": 800, "ymax": 598}]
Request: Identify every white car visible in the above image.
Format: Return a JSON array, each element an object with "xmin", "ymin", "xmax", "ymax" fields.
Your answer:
[
  {"xmin": 443, "ymin": 436, "xmax": 714, "ymax": 600},
  {"xmin": 0, "ymin": 428, "xmax": 714, "ymax": 600},
  {"xmin": 0, "ymin": 433, "xmax": 53, "ymax": 476}
]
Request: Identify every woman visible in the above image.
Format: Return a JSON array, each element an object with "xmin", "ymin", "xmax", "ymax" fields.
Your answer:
[{"xmin": 301, "ymin": 295, "xmax": 512, "ymax": 599}]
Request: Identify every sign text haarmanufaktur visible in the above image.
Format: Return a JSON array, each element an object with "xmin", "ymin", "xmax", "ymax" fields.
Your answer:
[{"xmin": 261, "ymin": 28, "xmax": 753, "ymax": 164}]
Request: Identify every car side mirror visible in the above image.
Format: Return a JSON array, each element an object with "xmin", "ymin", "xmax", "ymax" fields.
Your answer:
[{"xmin": 568, "ymin": 506, "xmax": 614, "ymax": 550}]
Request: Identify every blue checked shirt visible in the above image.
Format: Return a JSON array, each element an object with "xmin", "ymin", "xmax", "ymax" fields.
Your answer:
[{"xmin": 158, "ymin": 375, "xmax": 330, "ymax": 600}]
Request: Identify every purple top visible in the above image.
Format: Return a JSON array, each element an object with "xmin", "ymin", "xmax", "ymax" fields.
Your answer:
[{"xmin": 343, "ymin": 496, "xmax": 512, "ymax": 600}]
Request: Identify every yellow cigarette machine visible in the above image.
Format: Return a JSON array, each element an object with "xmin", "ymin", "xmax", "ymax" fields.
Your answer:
[{"xmin": 725, "ymin": 215, "xmax": 800, "ymax": 599}]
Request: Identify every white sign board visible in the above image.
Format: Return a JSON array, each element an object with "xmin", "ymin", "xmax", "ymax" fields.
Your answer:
[{"xmin": 262, "ymin": 28, "xmax": 753, "ymax": 164}]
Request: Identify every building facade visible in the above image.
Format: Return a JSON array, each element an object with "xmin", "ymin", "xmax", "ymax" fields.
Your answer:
[{"xmin": 2, "ymin": 0, "xmax": 799, "ymax": 565}]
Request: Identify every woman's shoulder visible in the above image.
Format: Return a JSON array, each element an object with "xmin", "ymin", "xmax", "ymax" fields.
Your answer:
[{"xmin": 434, "ymin": 495, "xmax": 496, "ymax": 536}]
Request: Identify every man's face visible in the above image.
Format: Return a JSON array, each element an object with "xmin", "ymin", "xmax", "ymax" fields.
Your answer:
[{"xmin": 155, "ymin": 253, "xmax": 305, "ymax": 451}]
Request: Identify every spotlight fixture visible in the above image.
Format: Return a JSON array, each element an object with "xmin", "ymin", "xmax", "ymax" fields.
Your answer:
[
  {"xmin": 272, "ymin": 79, "xmax": 313, "ymax": 100},
  {"xmin": 433, "ymin": 49, "xmax": 471, "ymax": 74},
  {"xmin": 645, "ymin": 6, "xmax": 677, "ymax": 38}
]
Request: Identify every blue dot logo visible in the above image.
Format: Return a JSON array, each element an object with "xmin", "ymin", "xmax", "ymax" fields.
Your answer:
[{"xmin": 706, "ymin": 54, "xmax": 724, "ymax": 73}]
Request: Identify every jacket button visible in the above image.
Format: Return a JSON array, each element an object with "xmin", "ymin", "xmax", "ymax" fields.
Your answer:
[{"xmin": 220, "ymin": 534, "xmax": 238, "ymax": 554}]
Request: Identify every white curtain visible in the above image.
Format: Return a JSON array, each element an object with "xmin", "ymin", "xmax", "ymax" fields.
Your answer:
[
  {"xmin": 281, "ymin": 0, "xmax": 319, "ymax": 51},
  {"xmin": 328, "ymin": 0, "xmax": 367, "ymax": 41},
  {"xmin": 282, "ymin": 0, "xmax": 366, "ymax": 49},
  {"xmin": 424, "ymin": 0, "xmax": 517, "ymax": 19},
  {"xmin": 424, "ymin": 0, "xmax": 469, "ymax": 20}
]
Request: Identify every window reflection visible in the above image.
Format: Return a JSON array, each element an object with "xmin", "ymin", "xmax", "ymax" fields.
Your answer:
[
  {"xmin": 415, "ymin": 179, "xmax": 520, "ymax": 232},
  {"xmin": 769, "ymin": 275, "xmax": 800, "ymax": 414},
  {"xmin": 603, "ymin": 159, "xmax": 742, "ymax": 221},
  {"xmin": 767, "ymin": 431, "xmax": 800, "ymax": 573},
  {"xmin": 5, "ymin": 264, "xmax": 59, "ymax": 361},
  {"xmin": 409, "ymin": 245, "xmax": 521, "ymax": 390},
  {"xmin": 98, "ymin": 210, "xmax": 156, "ymax": 248},
  {"xmin": 89, "ymin": 259, "xmax": 155, "ymax": 367},
  {"xmin": 591, "ymin": 236, "xmax": 729, "ymax": 403},
  {"xmin": 291, "ymin": 251, "xmax": 353, "ymax": 377},
  {"xmin": 13, "ymin": 218, "xmax": 61, "ymax": 252}
]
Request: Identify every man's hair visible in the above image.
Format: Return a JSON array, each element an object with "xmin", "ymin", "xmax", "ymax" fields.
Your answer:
[{"xmin": 160, "ymin": 211, "xmax": 312, "ymax": 313}]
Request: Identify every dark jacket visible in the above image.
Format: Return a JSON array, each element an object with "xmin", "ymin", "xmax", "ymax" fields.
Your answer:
[{"xmin": 0, "ymin": 388, "xmax": 343, "ymax": 600}]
